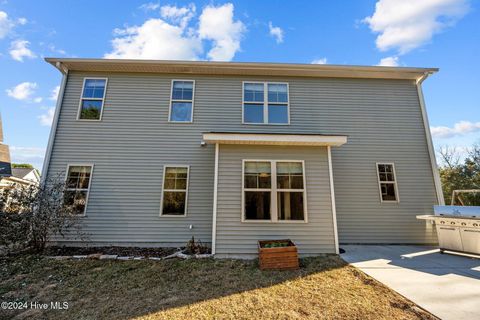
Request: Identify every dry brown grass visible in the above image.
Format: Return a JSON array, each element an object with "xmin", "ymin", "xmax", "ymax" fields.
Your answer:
[{"xmin": 0, "ymin": 255, "xmax": 436, "ymax": 320}]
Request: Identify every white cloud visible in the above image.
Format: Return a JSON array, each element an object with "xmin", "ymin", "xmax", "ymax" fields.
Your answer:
[
  {"xmin": 9, "ymin": 146, "xmax": 46, "ymax": 170},
  {"xmin": 9, "ymin": 39, "xmax": 36, "ymax": 62},
  {"xmin": 38, "ymin": 107, "xmax": 55, "ymax": 126},
  {"xmin": 106, "ymin": 3, "xmax": 245, "ymax": 62},
  {"xmin": 161, "ymin": 4, "xmax": 195, "ymax": 27},
  {"xmin": 48, "ymin": 44, "xmax": 66, "ymax": 55},
  {"xmin": 49, "ymin": 85, "xmax": 60, "ymax": 100},
  {"xmin": 105, "ymin": 4, "xmax": 202, "ymax": 60},
  {"xmin": 431, "ymin": 121, "xmax": 480, "ymax": 139},
  {"xmin": 139, "ymin": 2, "xmax": 160, "ymax": 11},
  {"xmin": 311, "ymin": 58, "xmax": 327, "ymax": 64},
  {"xmin": 0, "ymin": 10, "xmax": 14, "ymax": 38},
  {"xmin": 198, "ymin": 3, "xmax": 246, "ymax": 61},
  {"xmin": 0, "ymin": 11, "xmax": 27, "ymax": 39},
  {"xmin": 364, "ymin": 0, "xmax": 469, "ymax": 54},
  {"xmin": 268, "ymin": 22, "xmax": 284, "ymax": 43},
  {"xmin": 6, "ymin": 82, "xmax": 37, "ymax": 100},
  {"xmin": 377, "ymin": 56, "xmax": 399, "ymax": 66}
]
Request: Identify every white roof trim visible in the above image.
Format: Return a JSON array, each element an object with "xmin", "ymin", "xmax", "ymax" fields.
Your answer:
[
  {"xmin": 45, "ymin": 58, "xmax": 437, "ymax": 81},
  {"xmin": 202, "ymin": 133, "xmax": 347, "ymax": 146},
  {"xmin": 0, "ymin": 176, "xmax": 38, "ymax": 186}
]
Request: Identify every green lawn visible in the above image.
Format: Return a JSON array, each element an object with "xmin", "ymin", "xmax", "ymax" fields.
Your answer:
[{"xmin": 0, "ymin": 255, "xmax": 435, "ymax": 320}]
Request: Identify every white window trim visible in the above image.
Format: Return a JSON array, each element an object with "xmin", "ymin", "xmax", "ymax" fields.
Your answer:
[
  {"xmin": 159, "ymin": 165, "xmax": 190, "ymax": 217},
  {"xmin": 242, "ymin": 81, "xmax": 290, "ymax": 125},
  {"xmin": 168, "ymin": 79, "xmax": 195, "ymax": 123},
  {"xmin": 64, "ymin": 163, "xmax": 94, "ymax": 216},
  {"xmin": 76, "ymin": 77, "xmax": 108, "ymax": 121},
  {"xmin": 376, "ymin": 162, "xmax": 400, "ymax": 203},
  {"xmin": 241, "ymin": 159, "xmax": 307, "ymax": 223}
]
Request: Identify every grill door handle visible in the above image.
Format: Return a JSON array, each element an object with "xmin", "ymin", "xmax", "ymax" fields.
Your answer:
[
  {"xmin": 463, "ymin": 229, "xmax": 480, "ymax": 233},
  {"xmin": 439, "ymin": 227, "xmax": 457, "ymax": 231}
]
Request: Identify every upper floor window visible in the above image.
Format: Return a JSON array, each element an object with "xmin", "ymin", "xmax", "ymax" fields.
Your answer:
[
  {"xmin": 376, "ymin": 163, "xmax": 399, "ymax": 202},
  {"xmin": 169, "ymin": 80, "xmax": 195, "ymax": 122},
  {"xmin": 78, "ymin": 78, "xmax": 107, "ymax": 120},
  {"xmin": 243, "ymin": 82, "xmax": 289, "ymax": 124},
  {"xmin": 65, "ymin": 164, "xmax": 93, "ymax": 215}
]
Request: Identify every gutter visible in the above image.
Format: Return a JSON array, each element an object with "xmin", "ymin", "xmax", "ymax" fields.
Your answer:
[
  {"xmin": 416, "ymin": 72, "xmax": 445, "ymax": 205},
  {"xmin": 41, "ymin": 62, "xmax": 68, "ymax": 183}
]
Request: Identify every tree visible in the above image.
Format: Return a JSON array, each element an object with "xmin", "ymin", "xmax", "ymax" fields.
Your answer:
[
  {"xmin": 438, "ymin": 144, "xmax": 480, "ymax": 205},
  {"xmin": 12, "ymin": 163, "xmax": 34, "ymax": 169},
  {"xmin": 0, "ymin": 175, "xmax": 87, "ymax": 254}
]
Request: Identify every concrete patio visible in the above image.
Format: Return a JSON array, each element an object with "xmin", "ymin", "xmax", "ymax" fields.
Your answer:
[{"xmin": 341, "ymin": 245, "xmax": 480, "ymax": 320}]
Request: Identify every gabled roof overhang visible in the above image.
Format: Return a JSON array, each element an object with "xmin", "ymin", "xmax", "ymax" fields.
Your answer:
[{"xmin": 202, "ymin": 132, "xmax": 347, "ymax": 147}]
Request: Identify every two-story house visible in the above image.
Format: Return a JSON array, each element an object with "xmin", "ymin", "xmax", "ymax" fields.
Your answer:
[{"xmin": 42, "ymin": 58, "xmax": 443, "ymax": 258}]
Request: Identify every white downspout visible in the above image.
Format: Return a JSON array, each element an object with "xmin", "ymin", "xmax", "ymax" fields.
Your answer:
[
  {"xmin": 41, "ymin": 63, "xmax": 68, "ymax": 183},
  {"xmin": 416, "ymin": 72, "xmax": 445, "ymax": 205},
  {"xmin": 327, "ymin": 146, "xmax": 340, "ymax": 254},
  {"xmin": 211, "ymin": 143, "xmax": 219, "ymax": 255}
]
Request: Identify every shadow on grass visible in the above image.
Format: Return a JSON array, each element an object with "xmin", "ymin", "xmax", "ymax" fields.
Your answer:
[{"xmin": 0, "ymin": 254, "xmax": 434, "ymax": 320}]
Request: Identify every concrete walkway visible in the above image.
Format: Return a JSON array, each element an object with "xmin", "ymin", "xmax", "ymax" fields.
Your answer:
[{"xmin": 341, "ymin": 245, "xmax": 480, "ymax": 320}]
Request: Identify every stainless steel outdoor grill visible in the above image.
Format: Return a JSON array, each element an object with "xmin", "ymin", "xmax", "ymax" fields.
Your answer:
[{"xmin": 417, "ymin": 205, "xmax": 480, "ymax": 256}]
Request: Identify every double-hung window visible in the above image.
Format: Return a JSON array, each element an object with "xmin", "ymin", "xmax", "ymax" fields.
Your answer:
[
  {"xmin": 243, "ymin": 160, "xmax": 306, "ymax": 222},
  {"xmin": 64, "ymin": 165, "xmax": 93, "ymax": 215},
  {"xmin": 376, "ymin": 163, "xmax": 399, "ymax": 202},
  {"xmin": 244, "ymin": 162, "xmax": 272, "ymax": 220},
  {"xmin": 243, "ymin": 82, "xmax": 289, "ymax": 124},
  {"xmin": 169, "ymin": 80, "xmax": 194, "ymax": 122},
  {"xmin": 161, "ymin": 166, "xmax": 189, "ymax": 216},
  {"xmin": 276, "ymin": 162, "xmax": 305, "ymax": 220},
  {"xmin": 78, "ymin": 78, "xmax": 107, "ymax": 120}
]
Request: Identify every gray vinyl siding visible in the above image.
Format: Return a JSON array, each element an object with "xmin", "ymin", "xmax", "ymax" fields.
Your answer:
[
  {"xmin": 47, "ymin": 71, "xmax": 437, "ymax": 248},
  {"xmin": 215, "ymin": 145, "xmax": 335, "ymax": 258}
]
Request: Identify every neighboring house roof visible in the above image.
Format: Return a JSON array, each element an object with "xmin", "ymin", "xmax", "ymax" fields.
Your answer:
[
  {"xmin": 0, "ymin": 113, "xmax": 12, "ymax": 177},
  {"xmin": 0, "ymin": 168, "xmax": 40, "ymax": 188},
  {"xmin": 0, "ymin": 112, "xmax": 3, "ymax": 143},
  {"xmin": 45, "ymin": 58, "xmax": 438, "ymax": 81},
  {"xmin": 12, "ymin": 168, "xmax": 38, "ymax": 180}
]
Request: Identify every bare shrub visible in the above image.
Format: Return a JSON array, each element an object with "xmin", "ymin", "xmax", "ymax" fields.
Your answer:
[
  {"xmin": 0, "ymin": 174, "xmax": 87, "ymax": 254},
  {"xmin": 185, "ymin": 236, "xmax": 210, "ymax": 255}
]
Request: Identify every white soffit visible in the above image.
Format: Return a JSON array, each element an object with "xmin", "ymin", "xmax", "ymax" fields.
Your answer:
[
  {"xmin": 202, "ymin": 133, "xmax": 347, "ymax": 146},
  {"xmin": 45, "ymin": 58, "xmax": 438, "ymax": 81}
]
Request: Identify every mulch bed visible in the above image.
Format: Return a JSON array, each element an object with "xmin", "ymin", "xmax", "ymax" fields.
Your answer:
[{"xmin": 44, "ymin": 246, "xmax": 179, "ymax": 258}]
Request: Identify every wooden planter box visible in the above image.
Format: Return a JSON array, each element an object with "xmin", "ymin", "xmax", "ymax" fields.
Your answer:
[{"xmin": 258, "ymin": 239, "xmax": 299, "ymax": 270}]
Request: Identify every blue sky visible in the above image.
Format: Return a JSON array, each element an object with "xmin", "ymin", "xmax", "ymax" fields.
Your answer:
[{"xmin": 0, "ymin": 0, "xmax": 478, "ymax": 170}]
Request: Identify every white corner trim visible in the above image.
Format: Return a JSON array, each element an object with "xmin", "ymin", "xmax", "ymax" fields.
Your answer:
[
  {"xmin": 211, "ymin": 143, "xmax": 219, "ymax": 254},
  {"xmin": 327, "ymin": 146, "xmax": 339, "ymax": 254},
  {"xmin": 203, "ymin": 133, "xmax": 347, "ymax": 146},
  {"xmin": 416, "ymin": 76, "xmax": 445, "ymax": 205},
  {"xmin": 41, "ymin": 71, "xmax": 68, "ymax": 183}
]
